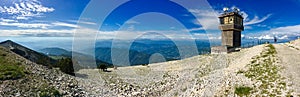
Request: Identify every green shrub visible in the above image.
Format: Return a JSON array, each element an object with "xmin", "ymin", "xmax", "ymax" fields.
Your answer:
[
  {"xmin": 266, "ymin": 44, "xmax": 277, "ymax": 55},
  {"xmin": 236, "ymin": 70, "xmax": 245, "ymax": 74},
  {"xmin": 57, "ymin": 58, "xmax": 75, "ymax": 76},
  {"xmin": 235, "ymin": 86, "xmax": 253, "ymax": 96},
  {"xmin": 39, "ymin": 84, "xmax": 61, "ymax": 97},
  {"xmin": 0, "ymin": 64, "xmax": 25, "ymax": 80},
  {"xmin": 98, "ymin": 64, "xmax": 107, "ymax": 71}
]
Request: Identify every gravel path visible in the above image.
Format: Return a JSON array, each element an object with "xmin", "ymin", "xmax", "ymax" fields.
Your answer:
[{"xmin": 274, "ymin": 43, "xmax": 300, "ymax": 94}]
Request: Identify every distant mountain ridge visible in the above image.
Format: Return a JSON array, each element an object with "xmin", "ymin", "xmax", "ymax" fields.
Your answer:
[
  {"xmin": 40, "ymin": 40, "xmax": 211, "ymax": 66},
  {"xmin": 0, "ymin": 40, "xmax": 56, "ymax": 66},
  {"xmin": 39, "ymin": 47, "xmax": 71, "ymax": 57},
  {"xmin": 39, "ymin": 47, "xmax": 111, "ymax": 68},
  {"xmin": 39, "ymin": 47, "xmax": 153, "ymax": 66}
]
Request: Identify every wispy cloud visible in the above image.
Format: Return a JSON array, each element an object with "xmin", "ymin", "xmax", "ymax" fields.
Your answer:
[
  {"xmin": 0, "ymin": 20, "xmax": 78, "ymax": 29},
  {"xmin": 0, "ymin": 21, "xmax": 51, "ymax": 29},
  {"xmin": 0, "ymin": 0, "xmax": 54, "ymax": 20},
  {"xmin": 244, "ymin": 14, "xmax": 272, "ymax": 26},
  {"xmin": 189, "ymin": 9, "xmax": 219, "ymax": 30},
  {"xmin": 125, "ymin": 20, "xmax": 140, "ymax": 24},
  {"xmin": 189, "ymin": 6, "xmax": 272, "ymax": 31},
  {"xmin": 0, "ymin": 21, "xmax": 212, "ymax": 40},
  {"xmin": 78, "ymin": 21, "xmax": 97, "ymax": 25},
  {"xmin": 0, "ymin": 29, "xmax": 75, "ymax": 37},
  {"xmin": 52, "ymin": 22, "xmax": 78, "ymax": 28},
  {"xmin": 69, "ymin": 20, "xmax": 97, "ymax": 25},
  {"xmin": 0, "ymin": 18, "xmax": 18, "ymax": 22}
]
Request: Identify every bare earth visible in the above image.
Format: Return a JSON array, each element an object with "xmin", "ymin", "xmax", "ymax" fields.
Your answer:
[{"xmin": 75, "ymin": 39, "xmax": 300, "ymax": 96}]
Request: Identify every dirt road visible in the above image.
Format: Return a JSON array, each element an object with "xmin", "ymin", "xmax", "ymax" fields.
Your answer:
[{"xmin": 274, "ymin": 43, "xmax": 300, "ymax": 94}]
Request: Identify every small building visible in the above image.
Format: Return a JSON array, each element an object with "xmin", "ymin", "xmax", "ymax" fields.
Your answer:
[{"xmin": 211, "ymin": 7, "xmax": 244, "ymax": 54}]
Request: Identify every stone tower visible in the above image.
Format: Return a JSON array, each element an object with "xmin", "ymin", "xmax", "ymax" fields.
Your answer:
[{"xmin": 219, "ymin": 8, "xmax": 244, "ymax": 48}]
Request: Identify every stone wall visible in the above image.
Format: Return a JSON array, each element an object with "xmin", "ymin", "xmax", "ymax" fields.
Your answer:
[{"xmin": 211, "ymin": 46, "xmax": 228, "ymax": 54}]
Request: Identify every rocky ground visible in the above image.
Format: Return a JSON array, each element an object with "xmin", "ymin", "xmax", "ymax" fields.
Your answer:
[
  {"xmin": 1, "ymin": 39, "xmax": 300, "ymax": 96},
  {"xmin": 75, "ymin": 39, "xmax": 300, "ymax": 96}
]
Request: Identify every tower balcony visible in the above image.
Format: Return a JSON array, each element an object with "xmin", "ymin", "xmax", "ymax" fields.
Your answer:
[{"xmin": 219, "ymin": 24, "xmax": 244, "ymax": 31}]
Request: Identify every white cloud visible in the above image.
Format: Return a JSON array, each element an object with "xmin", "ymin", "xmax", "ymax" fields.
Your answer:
[
  {"xmin": 226, "ymin": 6, "xmax": 271, "ymax": 26},
  {"xmin": 0, "ymin": 29, "xmax": 75, "ymax": 37},
  {"xmin": 245, "ymin": 24, "xmax": 300, "ymax": 40},
  {"xmin": 241, "ymin": 11, "xmax": 249, "ymax": 21},
  {"xmin": 189, "ymin": 7, "xmax": 271, "ymax": 30},
  {"xmin": 127, "ymin": 25, "xmax": 135, "ymax": 30},
  {"xmin": 278, "ymin": 35, "xmax": 289, "ymax": 40},
  {"xmin": 125, "ymin": 20, "xmax": 140, "ymax": 24},
  {"xmin": 16, "ymin": 16, "xmax": 29, "ymax": 20},
  {"xmin": 257, "ymin": 34, "xmax": 274, "ymax": 40},
  {"xmin": 68, "ymin": 20, "xmax": 97, "ymax": 25},
  {"xmin": 52, "ymin": 22, "xmax": 78, "ymax": 28},
  {"xmin": 0, "ymin": 0, "xmax": 54, "ymax": 19},
  {"xmin": 0, "ymin": 23, "xmax": 212, "ymax": 40},
  {"xmin": 189, "ymin": 9, "xmax": 219, "ymax": 30},
  {"xmin": 0, "ymin": 20, "xmax": 79, "ymax": 29},
  {"xmin": 244, "ymin": 14, "xmax": 272, "ymax": 26},
  {"xmin": 188, "ymin": 27, "xmax": 204, "ymax": 32},
  {"xmin": 0, "ymin": 22, "xmax": 51, "ymax": 29},
  {"xmin": 270, "ymin": 24, "xmax": 300, "ymax": 33},
  {"xmin": 0, "ymin": 18, "xmax": 18, "ymax": 22},
  {"xmin": 78, "ymin": 21, "xmax": 97, "ymax": 25},
  {"xmin": 71, "ymin": 26, "xmax": 211, "ymax": 40},
  {"xmin": 189, "ymin": 6, "xmax": 271, "ymax": 30}
]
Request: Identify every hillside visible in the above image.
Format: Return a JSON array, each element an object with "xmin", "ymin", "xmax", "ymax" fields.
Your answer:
[
  {"xmin": 0, "ymin": 40, "xmax": 56, "ymax": 66},
  {"xmin": 0, "ymin": 46, "xmax": 86, "ymax": 96}
]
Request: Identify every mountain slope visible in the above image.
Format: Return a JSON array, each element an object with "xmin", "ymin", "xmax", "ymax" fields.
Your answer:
[
  {"xmin": 0, "ymin": 40, "xmax": 56, "ymax": 66},
  {"xmin": 0, "ymin": 46, "xmax": 86, "ymax": 96}
]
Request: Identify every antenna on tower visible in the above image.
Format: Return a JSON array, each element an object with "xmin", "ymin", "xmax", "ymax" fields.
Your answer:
[
  {"xmin": 233, "ymin": 7, "xmax": 239, "ymax": 13},
  {"xmin": 232, "ymin": 7, "xmax": 243, "ymax": 16},
  {"xmin": 223, "ymin": 7, "xmax": 229, "ymax": 13}
]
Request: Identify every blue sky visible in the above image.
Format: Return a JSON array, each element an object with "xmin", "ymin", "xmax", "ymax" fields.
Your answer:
[{"xmin": 0, "ymin": 0, "xmax": 300, "ymax": 49}]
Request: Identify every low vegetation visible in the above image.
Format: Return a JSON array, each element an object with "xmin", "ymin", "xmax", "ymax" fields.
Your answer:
[
  {"xmin": 0, "ymin": 63, "xmax": 26, "ymax": 80},
  {"xmin": 236, "ymin": 44, "xmax": 292, "ymax": 96},
  {"xmin": 234, "ymin": 86, "xmax": 253, "ymax": 96},
  {"xmin": 98, "ymin": 64, "xmax": 108, "ymax": 71},
  {"xmin": 0, "ymin": 48, "xmax": 26, "ymax": 80},
  {"xmin": 56, "ymin": 58, "xmax": 75, "ymax": 76},
  {"xmin": 287, "ymin": 43, "xmax": 300, "ymax": 50},
  {"xmin": 0, "ymin": 46, "xmax": 61, "ymax": 96},
  {"xmin": 39, "ymin": 84, "xmax": 61, "ymax": 97}
]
